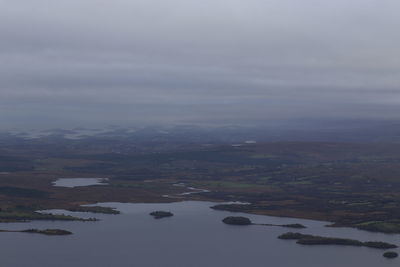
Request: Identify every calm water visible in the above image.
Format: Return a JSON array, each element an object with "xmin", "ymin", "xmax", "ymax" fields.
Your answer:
[
  {"xmin": 0, "ymin": 201, "xmax": 399, "ymax": 267},
  {"xmin": 53, "ymin": 178, "xmax": 109, "ymax": 187}
]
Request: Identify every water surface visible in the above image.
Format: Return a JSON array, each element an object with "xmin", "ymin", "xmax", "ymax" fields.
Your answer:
[
  {"xmin": 53, "ymin": 178, "xmax": 109, "ymax": 188},
  {"xmin": 0, "ymin": 201, "xmax": 398, "ymax": 267}
]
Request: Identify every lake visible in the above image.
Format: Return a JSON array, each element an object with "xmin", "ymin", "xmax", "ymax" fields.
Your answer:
[
  {"xmin": 52, "ymin": 178, "xmax": 109, "ymax": 188},
  {"xmin": 0, "ymin": 201, "xmax": 398, "ymax": 267}
]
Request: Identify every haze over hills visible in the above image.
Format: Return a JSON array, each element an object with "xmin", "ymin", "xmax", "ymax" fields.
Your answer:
[{"xmin": 2, "ymin": 119, "xmax": 400, "ymax": 143}]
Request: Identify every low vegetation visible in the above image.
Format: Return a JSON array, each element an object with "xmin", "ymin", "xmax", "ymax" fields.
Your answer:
[
  {"xmin": 67, "ymin": 206, "xmax": 120, "ymax": 214},
  {"xmin": 354, "ymin": 221, "xmax": 400, "ymax": 234},
  {"xmin": 2, "ymin": 136, "xmax": 400, "ymax": 235},
  {"xmin": 0, "ymin": 186, "xmax": 49, "ymax": 198},
  {"xmin": 383, "ymin": 251, "xmax": 398, "ymax": 259},
  {"xmin": 222, "ymin": 216, "xmax": 252, "ymax": 225},
  {"xmin": 257, "ymin": 223, "xmax": 306, "ymax": 229},
  {"xmin": 22, "ymin": 229, "xmax": 72, "ymax": 235},
  {"xmin": 0, "ymin": 210, "xmax": 97, "ymax": 223},
  {"xmin": 0, "ymin": 228, "xmax": 72, "ymax": 235},
  {"xmin": 149, "ymin": 211, "xmax": 174, "ymax": 219},
  {"xmin": 222, "ymin": 216, "xmax": 306, "ymax": 228},
  {"xmin": 278, "ymin": 232, "xmax": 397, "ymax": 249}
]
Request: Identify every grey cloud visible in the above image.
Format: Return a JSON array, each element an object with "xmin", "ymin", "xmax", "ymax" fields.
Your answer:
[{"xmin": 1, "ymin": 0, "xmax": 400, "ymax": 128}]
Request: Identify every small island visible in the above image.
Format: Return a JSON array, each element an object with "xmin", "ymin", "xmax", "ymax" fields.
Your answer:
[
  {"xmin": 383, "ymin": 251, "xmax": 398, "ymax": 259},
  {"xmin": 222, "ymin": 216, "xmax": 252, "ymax": 225},
  {"xmin": 0, "ymin": 228, "xmax": 72, "ymax": 236},
  {"xmin": 278, "ymin": 232, "xmax": 397, "ymax": 249},
  {"xmin": 149, "ymin": 211, "xmax": 174, "ymax": 219}
]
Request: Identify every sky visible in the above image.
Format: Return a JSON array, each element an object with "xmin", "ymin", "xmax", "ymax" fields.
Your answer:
[{"xmin": 1, "ymin": 0, "xmax": 400, "ymax": 128}]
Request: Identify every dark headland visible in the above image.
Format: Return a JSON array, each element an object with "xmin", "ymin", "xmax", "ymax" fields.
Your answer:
[
  {"xmin": 0, "ymin": 229, "xmax": 72, "ymax": 236},
  {"xmin": 222, "ymin": 216, "xmax": 306, "ymax": 228},
  {"xmin": 278, "ymin": 232, "xmax": 397, "ymax": 249}
]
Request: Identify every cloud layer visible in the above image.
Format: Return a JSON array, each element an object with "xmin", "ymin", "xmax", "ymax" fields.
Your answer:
[{"xmin": 1, "ymin": 0, "xmax": 400, "ymax": 127}]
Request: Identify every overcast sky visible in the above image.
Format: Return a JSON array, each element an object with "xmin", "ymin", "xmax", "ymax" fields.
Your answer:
[{"xmin": 1, "ymin": 0, "xmax": 399, "ymax": 128}]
